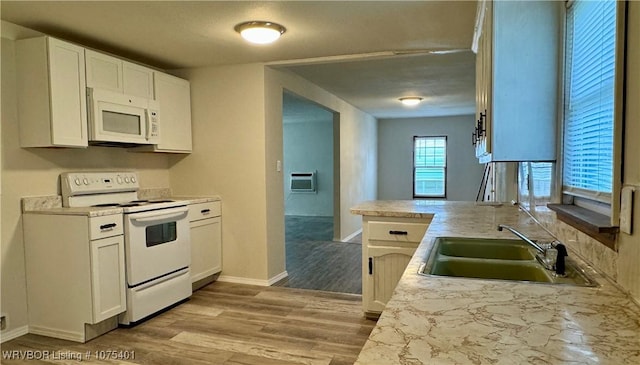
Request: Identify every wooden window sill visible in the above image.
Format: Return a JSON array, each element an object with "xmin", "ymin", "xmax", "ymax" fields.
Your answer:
[{"xmin": 547, "ymin": 204, "xmax": 618, "ymax": 251}]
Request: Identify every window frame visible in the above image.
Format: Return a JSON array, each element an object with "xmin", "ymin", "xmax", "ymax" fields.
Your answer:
[
  {"xmin": 412, "ymin": 135, "xmax": 447, "ymax": 199},
  {"xmin": 556, "ymin": 0, "xmax": 626, "ymax": 227}
]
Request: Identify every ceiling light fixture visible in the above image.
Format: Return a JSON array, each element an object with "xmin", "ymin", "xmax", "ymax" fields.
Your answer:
[
  {"xmin": 399, "ymin": 97, "xmax": 423, "ymax": 106},
  {"xmin": 234, "ymin": 21, "xmax": 286, "ymax": 44}
]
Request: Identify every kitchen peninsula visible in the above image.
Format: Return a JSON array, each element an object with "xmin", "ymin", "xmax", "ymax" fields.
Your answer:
[{"xmin": 351, "ymin": 201, "xmax": 640, "ymax": 364}]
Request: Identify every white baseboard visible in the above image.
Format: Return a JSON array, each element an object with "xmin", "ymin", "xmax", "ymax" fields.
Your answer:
[
  {"xmin": 342, "ymin": 228, "xmax": 363, "ymax": 243},
  {"xmin": 218, "ymin": 271, "xmax": 289, "ymax": 287},
  {"xmin": 29, "ymin": 325, "xmax": 84, "ymax": 343},
  {"xmin": 267, "ymin": 271, "xmax": 288, "ymax": 285},
  {"xmin": 0, "ymin": 325, "xmax": 29, "ymax": 343},
  {"xmin": 217, "ymin": 275, "xmax": 271, "ymax": 286}
]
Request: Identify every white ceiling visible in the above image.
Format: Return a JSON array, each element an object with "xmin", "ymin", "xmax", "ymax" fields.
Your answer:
[{"xmin": 0, "ymin": 1, "xmax": 478, "ymax": 119}]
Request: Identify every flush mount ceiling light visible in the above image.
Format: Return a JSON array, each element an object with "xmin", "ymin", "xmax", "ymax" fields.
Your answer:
[
  {"xmin": 234, "ymin": 21, "xmax": 286, "ymax": 44},
  {"xmin": 399, "ymin": 97, "xmax": 423, "ymax": 106}
]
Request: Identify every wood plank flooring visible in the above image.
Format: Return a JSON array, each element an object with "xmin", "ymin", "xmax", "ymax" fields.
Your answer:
[
  {"xmin": 1, "ymin": 282, "xmax": 376, "ymax": 365},
  {"xmin": 276, "ymin": 216, "xmax": 362, "ymax": 294}
]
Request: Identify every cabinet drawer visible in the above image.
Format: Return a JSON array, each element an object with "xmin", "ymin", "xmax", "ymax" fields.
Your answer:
[
  {"xmin": 89, "ymin": 214, "xmax": 123, "ymax": 240},
  {"xmin": 368, "ymin": 221, "xmax": 428, "ymax": 243},
  {"xmin": 188, "ymin": 201, "xmax": 221, "ymax": 221}
]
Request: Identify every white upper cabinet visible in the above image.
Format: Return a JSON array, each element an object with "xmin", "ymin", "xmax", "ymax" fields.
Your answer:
[
  {"xmin": 473, "ymin": 0, "xmax": 560, "ymax": 163},
  {"xmin": 123, "ymin": 62, "xmax": 155, "ymax": 99},
  {"xmin": 152, "ymin": 72, "xmax": 193, "ymax": 152},
  {"xmin": 86, "ymin": 49, "xmax": 154, "ymax": 99},
  {"xmin": 85, "ymin": 50, "xmax": 123, "ymax": 93},
  {"xmin": 16, "ymin": 36, "xmax": 88, "ymax": 148}
]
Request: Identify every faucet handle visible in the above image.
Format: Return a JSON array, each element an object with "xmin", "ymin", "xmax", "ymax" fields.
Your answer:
[{"xmin": 554, "ymin": 243, "xmax": 568, "ymax": 276}]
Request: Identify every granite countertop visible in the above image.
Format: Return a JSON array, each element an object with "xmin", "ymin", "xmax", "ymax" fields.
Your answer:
[{"xmin": 351, "ymin": 200, "xmax": 640, "ymax": 365}]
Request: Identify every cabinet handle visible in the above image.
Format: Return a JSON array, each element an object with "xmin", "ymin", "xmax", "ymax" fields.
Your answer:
[
  {"xmin": 99, "ymin": 223, "xmax": 117, "ymax": 231},
  {"xmin": 477, "ymin": 111, "xmax": 486, "ymax": 137},
  {"xmin": 200, "ymin": 209, "xmax": 211, "ymax": 215},
  {"xmin": 389, "ymin": 230, "xmax": 408, "ymax": 235},
  {"xmin": 368, "ymin": 257, "xmax": 373, "ymax": 275}
]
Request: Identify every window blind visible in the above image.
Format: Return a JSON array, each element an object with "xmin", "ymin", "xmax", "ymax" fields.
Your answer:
[
  {"xmin": 562, "ymin": 0, "xmax": 617, "ymax": 202},
  {"xmin": 413, "ymin": 136, "xmax": 446, "ymax": 198}
]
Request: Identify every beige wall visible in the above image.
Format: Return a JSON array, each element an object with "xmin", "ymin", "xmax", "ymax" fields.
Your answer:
[
  {"xmin": 169, "ymin": 64, "xmax": 377, "ymax": 282},
  {"xmin": 264, "ymin": 67, "xmax": 377, "ymax": 278},
  {"xmin": 1, "ymin": 36, "xmax": 171, "ymax": 337},
  {"xmin": 169, "ymin": 64, "xmax": 271, "ymax": 282}
]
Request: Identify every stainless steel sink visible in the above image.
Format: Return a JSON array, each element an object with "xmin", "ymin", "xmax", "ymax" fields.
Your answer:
[{"xmin": 419, "ymin": 237, "xmax": 598, "ymax": 287}]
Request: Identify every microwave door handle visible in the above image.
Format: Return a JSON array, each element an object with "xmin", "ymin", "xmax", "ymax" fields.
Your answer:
[{"xmin": 145, "ymin": 109, "xmax": 152, "ymax": 140}]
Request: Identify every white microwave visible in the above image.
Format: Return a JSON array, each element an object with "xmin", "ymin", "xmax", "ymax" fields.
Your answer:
[{"xmin": 87, "ymin": 88, "xmax": 160, "ymax": 145}]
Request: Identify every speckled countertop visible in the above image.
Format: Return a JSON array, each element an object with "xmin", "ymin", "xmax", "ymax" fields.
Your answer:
[
  {"xmin": 21, "ymin": 193, "xmax": 220, "ymax": 217},
  {"xmin": 351, "ymin": 200, "xmax": 640, "ymax": 365}
]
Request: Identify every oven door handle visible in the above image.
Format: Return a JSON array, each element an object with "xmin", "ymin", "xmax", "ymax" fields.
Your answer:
[{"xmin": 128, "ymin": 206, "xmax": 188, "ymax": 223}]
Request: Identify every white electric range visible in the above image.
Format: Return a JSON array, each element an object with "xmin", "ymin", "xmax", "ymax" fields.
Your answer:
[{"xmin": 61, "ymin": 171, "xmax": 192, "ymax": 325}]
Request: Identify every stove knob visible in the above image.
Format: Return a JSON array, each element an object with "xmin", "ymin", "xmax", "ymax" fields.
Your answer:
[
  {"xmin": 131, "ymin": 176, "xmax": 137, "ymax": 183},
  {"xmin": 74, "ymin": 178, "xmax": 81, "ymax": 186},
  {"xmin": 83, "ymin": 178, "xmax": 89, "ymax": 185},
  {"xmin": 124, "ymin": 177, "xmax": 130, "ymax": 183},
  {"xmin": 117, "ymin": 176, "xmax": 123, "ymax": 184}
]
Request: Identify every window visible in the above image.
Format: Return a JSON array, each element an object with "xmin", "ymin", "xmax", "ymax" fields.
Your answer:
[
  {"xmin": 562, "ymin": 0, "xmax": 617, "ymax": 206},
  {"xmin": 413, "ymin": 136, "xmax": 446, "ymax": 198},
  {"xmin": 519, "ymin": 162, "xmax": 553, "ymax": 208}
]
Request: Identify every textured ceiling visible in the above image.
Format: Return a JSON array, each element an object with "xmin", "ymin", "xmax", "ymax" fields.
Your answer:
[{"xmin": 1, "ymin": 1, "xmax": 478, "ymax": 119}]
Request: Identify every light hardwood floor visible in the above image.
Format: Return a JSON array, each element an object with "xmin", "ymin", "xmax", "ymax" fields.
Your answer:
[{"xmin": 1, "ymin": 282, "xmax": 376, "ymax": 365}]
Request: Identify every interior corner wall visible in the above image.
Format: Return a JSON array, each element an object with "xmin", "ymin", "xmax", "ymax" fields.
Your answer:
[
  {"xmin": 283, "ymin": 119, "xmax": 334, "ymax": 217},
  {"xmin": 616, "ymin": 1, "xmax": 640, "ymax": 303},
  {"xmin": 266, "ymin": 67, "xmax": 378, "ymax": 245},
  {"xmin": 168, "ymin": 63, "xmax": 271, "ymax": 282},
  {"xmin": 377, "ymin": 115, "xmax": 484, "ymax": 200},
  {"xmin": 1, "ymin": 35, "xmax": 171, "ymax": 338}
]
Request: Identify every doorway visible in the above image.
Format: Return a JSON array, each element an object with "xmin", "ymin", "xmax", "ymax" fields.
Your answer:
[{"xmin": 277, "ymin": 91, "xmax": 360, "ymax": 294}]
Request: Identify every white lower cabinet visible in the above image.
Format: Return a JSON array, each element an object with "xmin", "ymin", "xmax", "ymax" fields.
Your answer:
[
  {"xmin": 23, "ymin": 213, "xmax": 126, "ymax": 342},
  {"xmin": 91, "ymin": 235, "xmax": 127, "ymax": 322},
  {"xmin": 362, "ymin": 216, "xmax": 430, "ymax": 318},
  {"xmin": 188, "ymin": 201, "xmax": 222, "ymax": 289}
]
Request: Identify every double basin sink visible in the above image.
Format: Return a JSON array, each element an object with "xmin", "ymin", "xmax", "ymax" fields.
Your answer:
[{"xmin": 419, "ymin": 237, "xmax": 598, "ymax": 287}]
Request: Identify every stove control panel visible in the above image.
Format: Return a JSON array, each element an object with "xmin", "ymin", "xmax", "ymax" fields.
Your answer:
[{"xmin": 61, "ymin": 171, "xmax": 140, "ymax": 197}]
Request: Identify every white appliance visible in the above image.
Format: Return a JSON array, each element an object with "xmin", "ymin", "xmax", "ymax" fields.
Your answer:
[
  {"xmin": 61, "ymin": 171, "xmax": 191, "ymax": 325},
  {"xmin": 87, "ymin": 88, "xmax": 160, "ymax": 146}
]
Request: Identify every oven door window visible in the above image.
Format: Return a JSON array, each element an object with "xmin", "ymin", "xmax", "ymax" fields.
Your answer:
[{"xmin": 146, "ymin": 222, "xmax": 177, "ymax": 247}]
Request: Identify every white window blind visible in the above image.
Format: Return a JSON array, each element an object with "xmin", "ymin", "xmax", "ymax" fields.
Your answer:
[
  {"xmin": 414, "ymin": 136, "xmax": 446, "ymax": 198},
  {"xmin": 562, "ymin": 0, "xmax": 617, "ymax": 202}
]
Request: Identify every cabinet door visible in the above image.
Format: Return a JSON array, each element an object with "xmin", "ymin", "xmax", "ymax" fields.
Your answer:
[
  {"xmin": 154, "ymin": 72, "xmax": 193, "ymax": 152},
  {"xmin": 475, "ymin": 0, "xmax": 492, "ymax": 161},
  {"xmin": 48, "ymin": 38, "xmax": 88, "ymax": 147},
  {"xmin": 90, "ymin": 235, "xmax": 126, "ymax": 323},
  {"xmin": 86, "ymin": 50, "xmax": 123, "ymax": 92},
  {"xmin": 190, "ymin": 217, "xmax": 222, "ymax": 283},
  {"xmin": 123, "ymin": 62, "xmax": 154, "ymax": 99},
  {"xmin": 363, "ymin": 245, "xmax": 416, "ymax": 314}
]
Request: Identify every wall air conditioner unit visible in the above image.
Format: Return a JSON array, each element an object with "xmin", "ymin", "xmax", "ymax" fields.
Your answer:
[{"xmin": 290, "ymin": 171, "xmax": 316, "ymax": 193}]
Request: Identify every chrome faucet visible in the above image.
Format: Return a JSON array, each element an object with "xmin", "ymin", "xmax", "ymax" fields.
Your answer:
[
  {"xmin": 497, "ymin": 224, "xmax": 568, "ymax": 276},
  {"xmin": 497, "ymin": 224, "xmax": 545, "ymax": 253}
]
